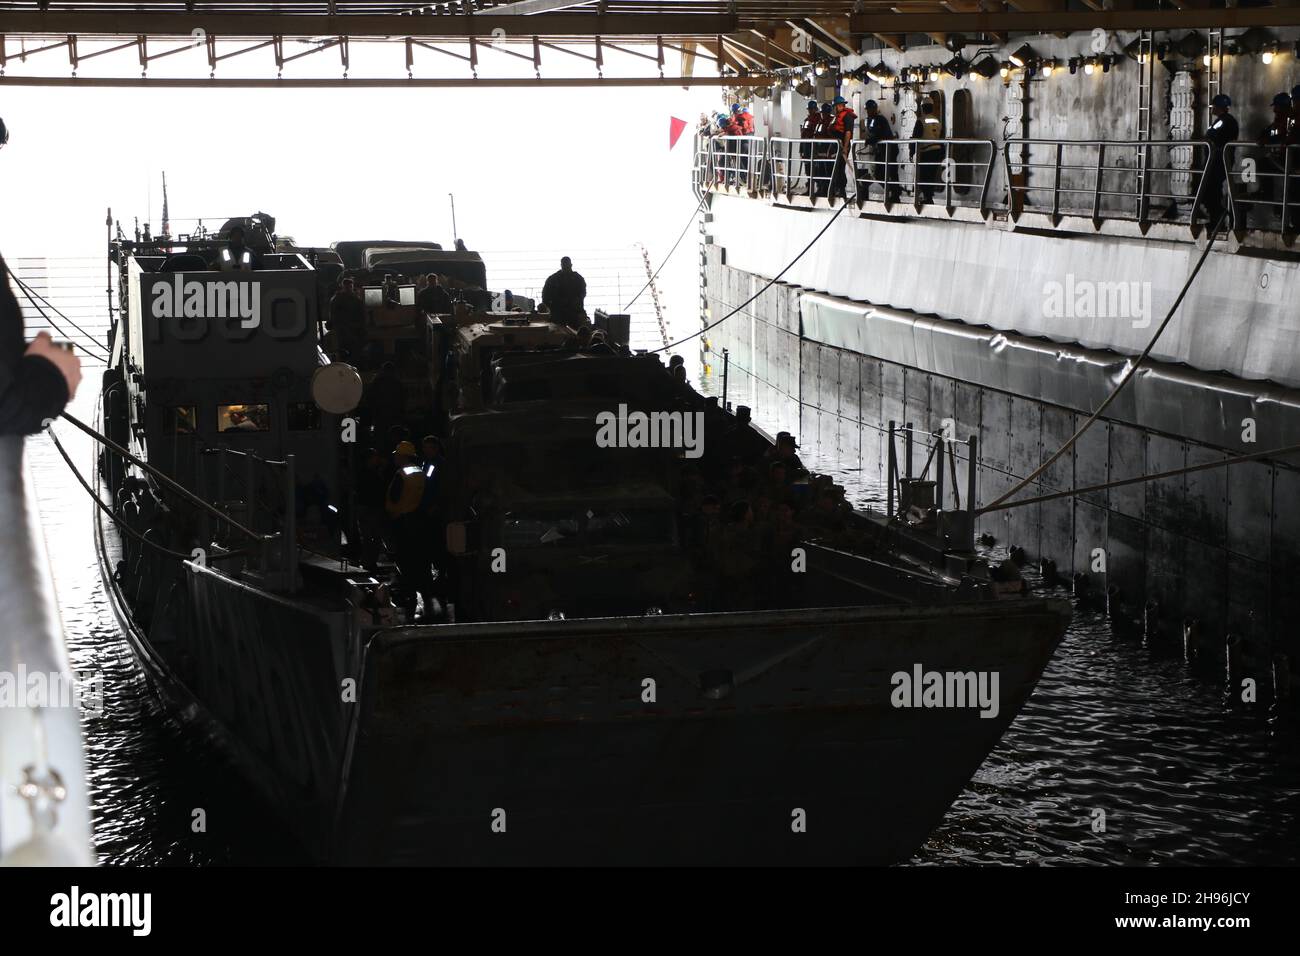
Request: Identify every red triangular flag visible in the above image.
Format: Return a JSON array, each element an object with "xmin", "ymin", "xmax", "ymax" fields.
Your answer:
[{"xmin": 669, "ymin": 116, "xmax": 688, "ymax": 150}]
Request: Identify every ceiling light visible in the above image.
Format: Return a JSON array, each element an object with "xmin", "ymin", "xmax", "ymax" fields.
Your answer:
[
  {"xmin": 1009, "ymin": 43, "xmax": 1035, "ymax": 68},
  {"xmin": 973, "ymin": 55, "xmax": 1000, "ymax": 79}
]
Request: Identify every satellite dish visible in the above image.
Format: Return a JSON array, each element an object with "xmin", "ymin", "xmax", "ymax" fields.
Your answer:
[{"xmin": 310, "ymin": 362, "xmax": 363, "ymax": 414}]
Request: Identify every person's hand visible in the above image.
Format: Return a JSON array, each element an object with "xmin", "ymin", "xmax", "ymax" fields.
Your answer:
[{"xmin": 26, "ymin": 331, "xmax": 82, "ymax": 401}]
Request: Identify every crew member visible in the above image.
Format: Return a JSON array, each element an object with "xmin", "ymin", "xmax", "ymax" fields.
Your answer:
[
  {"xmin": 0, "ymin": 117, "xmax": 81, "ymax": 434},
  {"xmin": 1257, "ymin": 93, "xmax": 1297, "ymax": 230},
  {"xmin": 731, "ymin": 103, "xmax": 755, "ymax": 190},
  {"xmin": 915, "ymin": 101, "xmax": 944, "ymax": 204},
  {"xmin": 1197, "ymin": 93, "xmax": 1239, "ymax": 228},
  {"xmin": 218, "ymin": 226, "xmax": 257, "ymax": 271},
  {"xmin": 799, "ymin": 100, "xmax": 821, "ymax": 196},
  {"xmin": 385, "ymin": 440, "xmax": 433, "ymax": 619},
  {"xmin": 814, "ymin": 102, "xmax": 836, "ymax": 197},
  {"xmin": 863, "ymin": 100, "xmax": 900, "ymax": 203},
  {"xmin": 328, "ymin": 277, "xmax": 366, "ymax": 360},
  {"xmin": 542, "ymin": 256, "xmax": 587, "ymax": 328},
  {"xmin": 416, "ymin": 273, "xmax": 453, "ymax": 314},
  {"xmin": 829, "ymin": 95, "xmax": 858, "ymax": 200}
]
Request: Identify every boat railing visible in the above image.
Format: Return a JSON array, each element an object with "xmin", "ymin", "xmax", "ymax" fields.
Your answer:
[
  {"xmin": 885, "ymin": 421, "xmax": 978, "ymax": 554},
  {"xmin": 1225, "ymin": 141, "xmax": 1300, "ymax": 238},
  {"xmin": 0, "ymin": 435, "xmax": 95, "ymax": 865},
  {"xmin": 854, "ymin": 137, "xmax": 998, "ymax": 216},
  {"xmin": 707, "ymin": 134, "xmax": 768, "ymax": 195},
  {"xmin": 694, "ymin": 133, "xmax": 1300, "ymax": 247},
  {"xmin": 767, "ymin": 136, "xmax": 842, "ymax": 207},
  {"xmin": 198, "ymin": 443, "xmax": 299, "ymax": 592},
  {"xmin": 1003, "ymin": 137, "xmax": 1213, "ymax": 234}
]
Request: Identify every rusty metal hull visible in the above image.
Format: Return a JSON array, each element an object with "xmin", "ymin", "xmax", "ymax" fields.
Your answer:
[{"xmin": 333, "ymin": 601, "xmax": 1069, "ymax": 865}]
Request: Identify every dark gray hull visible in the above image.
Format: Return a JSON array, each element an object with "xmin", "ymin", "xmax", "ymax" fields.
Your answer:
[{"xmin": 97, "ymin": 447, "xmax": 1068, "ymax": 865}]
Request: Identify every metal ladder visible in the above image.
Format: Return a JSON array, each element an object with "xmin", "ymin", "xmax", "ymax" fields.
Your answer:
[
  {"xmin": 1135, "ymin": 29, "xmax": 1155, "ymax": 221},
  {"xmin": 1206, "ymin": 27, "xmax": 1224, "ymax": 132}
]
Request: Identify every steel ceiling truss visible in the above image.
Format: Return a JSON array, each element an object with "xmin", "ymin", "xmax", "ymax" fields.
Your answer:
[{"xmin": 0, "ymin": 24, "xmax": 775, "ymax": 83}]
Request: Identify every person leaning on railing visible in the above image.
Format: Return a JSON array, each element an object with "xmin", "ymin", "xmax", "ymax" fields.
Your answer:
[
  {"xmin": 799, "ymin": 100, "xmax": 821, "ymax": 195},
  {"xmin": 0, "ymin": 118, "xmax": 81, "ymax": 435},
  {"xmin": 1254, "ymin": 92, "xmax": 1297, "ymax": 231},
  {"xmin": 914, "ymin": 101, "xmax": 944, "ymax": 204},
  {"xmin": 829, "ymin": 96, "xmax": 857, "ymax": 201},
  {"xmin": 814, "ymin": 102, "xmax": 836, "ymax": 198},
  {"xmin": 730, "ymin": 103, "xmax": 755, "ymax": 189},
  {"xmin": 863, "ymin": 100, "xmax": 900, "ymax": 204}
]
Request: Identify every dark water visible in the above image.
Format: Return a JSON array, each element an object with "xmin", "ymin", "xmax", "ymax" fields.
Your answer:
[{"xmin": 30, "ymin": 382, "xmax": 1300, "ymax": 866}]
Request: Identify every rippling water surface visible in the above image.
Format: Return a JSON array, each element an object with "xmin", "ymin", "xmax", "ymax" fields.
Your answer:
[{"xmin": 30, "ymin": 386, "xmax": 1300, "ymax": 865}]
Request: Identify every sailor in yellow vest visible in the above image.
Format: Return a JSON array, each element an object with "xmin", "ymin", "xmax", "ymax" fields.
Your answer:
[
  {"xmin": 385, "ymin": 440, "xmax": 433, "ymax": 618},
  {"xmin": 914, "ymin": 101, "xmax": 944, "ymax": 204}
]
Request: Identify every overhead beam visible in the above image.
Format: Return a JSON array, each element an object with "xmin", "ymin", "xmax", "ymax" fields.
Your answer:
[
  {"xmin": 851, "ymin": 8, "xmax": 1300, "ymax": 31},
  {"xmin": 0, "ymin": 13, "xmax": 740, "ymax": 40},
  {"xmin": 472, "ymin": 0, "xmax": 594, "ymax": 14},
  {"xmin": 800, "ymin": 17, "xmax": 856, "ymax": 57},
  {"xmin": 0, "ymin": 74, "xmax": 769, "ymax": 89}
]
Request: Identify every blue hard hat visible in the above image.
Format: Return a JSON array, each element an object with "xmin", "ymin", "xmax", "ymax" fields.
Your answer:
[
  {"xmin": 807, "ymin": 99, "xmax": 818, "ymax": 109},
  {"xmin": 1273, "ymin": 92, "xmax": 1292, "ymax": 108},
  {"xmin": 833, "ymin": 95, "xmax": 847, "ymax": 105},
  {"xmin": 731, "ymin": 103, "xmax": 742, "ymax": 112},
  {"xmin": 821, "ymin": 102, "xmax": 833, "ymax": 112},
  {"xmin": 1211, "ymin": 93, "xmax": 1231, "ymax": 108}
]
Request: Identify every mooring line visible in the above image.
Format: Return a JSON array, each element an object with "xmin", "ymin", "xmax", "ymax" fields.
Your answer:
[
  {"xmin": 58, "ymin": 410, "xmax": 262, "ymax": 542},
  {"xmin": 976, "ymin": 440, "xmax": 1300, "ymax": 514},
  {"xmin": 984, "ymin": 211, "xmax": 1227, "ymax": 511},
  {"xmin": 45, "ymin": 423, "xmax": 195, "ymax": 560},
  {"xmin": 622, "ymin": 191, "xmax": 709, "ymax": 314},
  {"xmin": 653, "ymin": 197, "xmax": 854, "ymax": 355},
  {"xmin": 2, "ymin": 259, "xmax": 111, "ymax": 361}
]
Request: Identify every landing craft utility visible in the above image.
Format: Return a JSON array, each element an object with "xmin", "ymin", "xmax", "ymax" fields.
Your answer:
[{"xmin": 91, "ymin": 214, "xmax": 1069, "ymax": 865}]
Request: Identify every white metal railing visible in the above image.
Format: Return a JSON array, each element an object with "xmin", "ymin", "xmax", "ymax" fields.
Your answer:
[
  {"xmin": 768, "ymin": 136, "xmax": 842, "ymax": 204},
  {"xmin": 1226, "ymin": 141, "xmax": 1300, "ymax": 236},
  {"xmin": 1003, "ymin": 138, "xmax": 1213, "ymax": 232},
  {"xmin": 693, "ymin": 134, "xmax": 1299, "ymax": 244},
  {"xmin": 707, "ymin": 134, "xmax": 767, "ymax": 194},
  {"xmin": 854, "ymin": 137, "xmax": 998, "ymax": 215}
]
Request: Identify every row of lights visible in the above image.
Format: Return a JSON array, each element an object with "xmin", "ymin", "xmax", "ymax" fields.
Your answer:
[
  {"xmin": 852, "ymin": 48, "xmax": 1113, "ymax": 85},
  {"xmin": 852, "ymin": 31, "xmax": 1299, "ymax": 89},
  {"xmin": 1122, "ymin": 31, "xmax": 1300, "ymax": 66}
]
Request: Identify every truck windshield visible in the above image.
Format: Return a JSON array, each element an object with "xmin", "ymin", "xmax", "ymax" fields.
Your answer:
[{"xmin": 502, "ymin": 507, "xmax": 675, "ymax": 549}]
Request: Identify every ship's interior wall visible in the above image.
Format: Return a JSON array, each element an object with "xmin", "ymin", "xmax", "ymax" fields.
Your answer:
[
  {"xmin": 704, "ymin": 250, "xmax": 1299, "ymax": 677},
  {"xmin": 705, "ymin": 193, "xmax": 1300, "ymax": 389}
]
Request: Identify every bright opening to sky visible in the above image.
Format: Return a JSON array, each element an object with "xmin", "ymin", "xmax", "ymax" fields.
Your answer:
[{"xmin": 0, "ymin": 41, "xmax": 722, "ymax": 351}]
